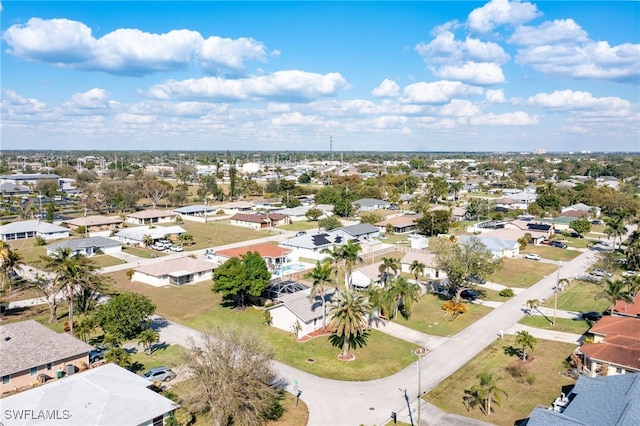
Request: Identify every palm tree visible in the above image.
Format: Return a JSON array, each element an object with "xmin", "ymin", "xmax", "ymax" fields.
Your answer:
[
  {"xmin": 0, "ymin": 244, "xmax": 25, "ymax": 293},
  {"xmin": 514, "ymin": 330, "xmax": 537, "ymax": 361},
  {"xmin": 141, "ymin": 234, "xmax": 154, "ymax": 247},
  {"xmin": 341, "ymin": 240, "xmax": 363, "ymax": 290},
  {"xmin": 625, "ymin": 275, "xmax": 640, "ymax": 298},
  {"xmin": 409, "ymin": 260, "xmax": 425, "ymax": 283},
  {"xmin": 42, "ymin": 247, "xmax": 97, "ymax": 336},
  {"xmin": 604, "ymin": 215, "xmax": 628, "ymax": 250},
  {"xmin": 469, "ymin": 372, "xmax": 508, "ymax": 416},
  {"xmin": 327, "ymin": 290, "xmax": 370, "ymax": 360},
  {"xmin": 304, "ymin": 260, "xmax": 335, "ymax": 332},
  {"xmin": 388, "ymin": 276, "xmax": 421, "ymax": 319},
  {"xmin": 138, "ymin": 328, "xmax": 160, "ymax": 355},
  {"xmin": 596, "ymin": 278, "xmax": 633, "ymax": 315},
  {"xmin": 364, "ymin": 285, "xmax": 387, "ymax": 328},
  {"xmin": 378, "ymin": 257, "xmax": 400, "ymax": 285},
  {"xmin": 449, "ymin": 181, "xmax": 463, "ymax": 200}
]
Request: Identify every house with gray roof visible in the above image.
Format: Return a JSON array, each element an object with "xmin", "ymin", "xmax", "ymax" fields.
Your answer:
[
  {"xmin": 173, "ymin": 204, "xmax": 218, "ymax": 218},
  {"xmin": 64, "ymin": 215, "xmax": 122, "ymax": 233},
  {"xmin": 114, "ymin": 225, "xmax": 185, "ymax": 247},
  {"xmin": 351, "ymin": 262, "xmax": 385, "ymax": 289},
  {"xmin": 353, "ymin": 198, "xmax": 391, "ymax": 211},
  {"xmin": 525, "ymin": 373, "xmax": 640, "ymax": 426},
  {"xmin": 0, "ymin": 320, "xmax": 93, "ymax": 395},
  {"xmin": 267, "ymin": 288, "xmax": 336, "ymax": 340},
  {"xmin": 0, "ymin": 182, "xmax": 31, "ymax": 197},
  {"xmin": 45, "ymin": 236, "xmax": 122, "ymax": 258},
  {"xmin": 457, "ymin": 235, "xmax": 519, "ymax": 258},
  {"xmin": 337, "ymin": 223, "xmax": 380, "ymax": 240},
  {"xmin": 0, "ymin": 220, "xmax": 70, "ymax": 242},
  {"xmin": 0, "ymin": 363, "xmax": 178, "ymax": 425},
  {"xmin": 125, "ymin": 209, "xmax": 177, "ymax": 225}
]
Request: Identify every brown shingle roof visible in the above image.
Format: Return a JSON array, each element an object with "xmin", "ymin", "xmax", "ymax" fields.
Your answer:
[
  {"xmin": 126, "ymin": 209, "xmax": 176, "ymax": 219},
  {"xmin": 135, "ymin": 257, "xmax": 217, "ymax": 277},
  {"xmin": 0, "ymin": 320, "xmax": 93, "ymax": 376}
]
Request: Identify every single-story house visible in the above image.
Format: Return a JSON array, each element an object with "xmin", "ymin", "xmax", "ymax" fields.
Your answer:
[
  {"xmin": 230, "ymin": 213, "xmax": 290, "ymax": 230},
  {"xmin": 267, "ymin": 288, "xmax": 336, "ymax": 340},
  {"xmin": 272, "ymin": 206, "xmax": 313, "ymax": 222},
  {"xmin": 0, "ymin": 363, "xmax": 178, "ymax": 425},
  {"xmin": 564, "ymin": 203, "xmax": 600, "ymax": 218},
  {"xmin": 64, "ymin": 215, "xmax": 123, "ymax": 232},
  {"xmin": 457, "ymin": 235, "xmax": 519, "ymax": 258},
  {"xmin": 213, "ymin": 243, "xmax": 292, "ymax": 271},
  {"xmin": 0, "ymin": 320, "xmax": 93, "ymax": 395},
  {"xmin": 45, "ymin": 236, "xmax": 122, "ymax": 257},
  {"xmin": 479, "ymin": 221, "xmax": 552, "ymax": 246},
  {"xmin": 538, "ymin": 216, "xmax": 574, "ymax": 232},
  {"xmin": 578, "ymin": 316, "xmax": 640, "ymax": 377},
  {"xmin": 375, "ymin": 215, "xmax": 421, "ymax": 234},
  {"xmin": 279, "ymin": 230, "xmax": 358, "ymax": 261},
  {"xmin": 353, "ymin": 198, "xmax": 391, "ymax": 211},
  {"xmin": 525, "ymin": 373, "xmax": 640, "ymax": 426},
  {"xmin": 125, "ymin": 209, "xmax": 177, "ymax": 225},
  {"xmin": 614, "ymin": 293, "xmax": 640, "ymax": 318},
  {"xmin": 313, "ymin": 204, "xmax": 335, "ymax": 217},
  {"xmin": 0, "ymin": 220, "xmax": 70, "ymax": 242},
  {"xmin": 351, "ymin": 262, "xmax": 385, "ymax": 289},
  {"xmin": 0, "ymin": 182, "xmax": 31, "ymax": 197},
  {"xmin": 114, "ymin": 225, "xmax": 186, "ymax": 247},
  {"xmin": 400, "ymin": 251, "xmax": 442, "ymax": 280},
  {"xmin": 215, "ymin": 201, "xmax": 255, "ymax": 214},
  {"xmin": 132, "ymin": 257, "xmax": 218, "ymax": 287},
  {"xmin": 336, "ymin": 223, "xmax": 380, "ymax": 240},
  {"xmin": 173, "ymin": 204, "xmax": 217, "ymax": 218}
]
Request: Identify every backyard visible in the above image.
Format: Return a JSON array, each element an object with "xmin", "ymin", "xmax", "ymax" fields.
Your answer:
[
  {"xmin": 540, "ymin": 279, "xmax": 610, "ymax": 313},
  {"xmin": 487, "ymin": 258, "xmax": 558, "ymax": 288},
  {"xmin": 425, "ymin": 336, "xmax": 577, "ymax": 426},
  {"xmin": 155, "ymin": 220, "xmax": 269, "ymax": 250}
]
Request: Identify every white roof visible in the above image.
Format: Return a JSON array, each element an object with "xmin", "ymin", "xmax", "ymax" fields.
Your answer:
[
  {"xmin": 0, "ymin": 363, "xmax": 177, "ymax": 425},
  {"xmin": 115, "ymin": 225, "xmax": 185, "ymax": 241},
  {"xmin": 0, "ymin": 220, "xmax": 69, "ymax": 235}
]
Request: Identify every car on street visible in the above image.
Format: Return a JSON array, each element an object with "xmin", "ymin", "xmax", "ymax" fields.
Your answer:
[
  {"xmin": 142, "ymin": 366, "xmax": 176, "ymax": 382},
  {"xmin": 170, "ymin": 245, "xmax": 184, "ymax": 252},
  {"xmin": 549, "ymin": 241, "xmax": 568, "ymax": 249},
  {"xmin": 466, "ymin": 275, "xmax": 486, "ymax": 284},
  {"xmin": 295, "ymin": 231, "xmax": 307, "ymax": 237},
  {"xmin": 523, "ymin": 253, "xmax": 541, "ymax": 261},
  {"xmin": 581, "ymin": 311, "xmax": 603, "ymax": 322},
  {"xmin": 89, "ymin": 346, "xmax": 108, "ymax": 364}
]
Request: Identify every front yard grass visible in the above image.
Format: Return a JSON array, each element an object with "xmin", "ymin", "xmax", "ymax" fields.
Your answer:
[
  {"xmin": 160, "ymin": 221, "xmax": 268, "ymax": 250},
  {"xmin": 476, "ymin": 286, "xmax": 512, "ymax": 302},
  {"xmin": 123, "ymin": 246, "xmax": 167, "ymax": 258},
  {"xmin": 425, "ymin": 336, "xmax": 576, "ymax": 426},
  {"xmin": 522, "ymin": 246, "xmax": 582, "ymax": 262},
  {"xmin": 392, "ymin": 294, "xmax": 493, "ymax": 337},
  {"xmin": 91, "ymin": 254, "xmax": 126, "ymax": 268},
  {"xmin": 487, "ymin": 259, "xmax": 557, "ymax": 288},
  {"xmin": 540, "ymin": 280, "xmax": 610, "ymax": 313},
  {"xmin": 5, "ymin": 238, "xmax": 49, "ymax": 267},
  {"xmin": 130, "ymin": 344, "xmax": 185, "ymax": 373},
  {"xmin": 278, "ymin": 222, "xmax": 319, "ymax": 232},
  {"xmin": 518, "ymin": 316, "xmax": 591, "ymax": 335}
]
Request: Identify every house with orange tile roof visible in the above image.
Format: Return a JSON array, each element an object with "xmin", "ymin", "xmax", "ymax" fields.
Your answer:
[
  {"xmin": 578, "ymin": 316, "xmax": 640, "ymax": 377},
  {"xmin": 212, "ymin": 243, "xmax": 292, "ymax": 271},
  {"xmin": 614, "ymin": 293, "xmax": 640, "ymax": 318}
]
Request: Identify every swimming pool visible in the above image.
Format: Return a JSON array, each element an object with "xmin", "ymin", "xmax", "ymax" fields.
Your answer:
[{"xmin": 282, "ymin": 263, "xmax": 307, "ymax": 272}]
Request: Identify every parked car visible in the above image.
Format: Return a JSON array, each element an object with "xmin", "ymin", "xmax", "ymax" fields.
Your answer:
[
  {"xmin": 295, "ymin": 231, "xmax": 307, "ymax": 237},
  {"xmin": 170, "ymin": 245, "xmax": 184, "ymax": 252},
  {"xmin": 151, "ymin": 244, "xmax": 166, "ymax": 251},
  {"xmin": 549, "ymin": 241, "xmax": 568, "ymax": 249},
  {"xmin": 158, "ymin": 240, "xmax": 173, "ymax": 248},
  {"xmin": 581, "ymin": 311, "xmax": 603, "ymax": 322},
  {"xmin": 523, "ymin": 253, "xmax": 541, "ymax": 261},
  {"xmin": 466, "ymin": 275, "xmax": 486, "ymax": 284},
  {"xmin": 142, "ymin": 366, "xmax": 176, "ymax": 382},
  {"xmin": 622, "ymin": 270, "xmax": 637, "ymax": 277},
  {"xmin": 541, "ymin": 239, "xmax": 551, "ymax": 245},
  {"xmin": 569, "ymin": 232, "xmax": 584, "ymax": 238},
  {"xmin": 591, "ymin": 219, "xmax": 604, "ymax": 225},
  {"xmin": 590, "ymin": 268, "xmax": 612, "ymax": 278},
  {"xmin": 89, "ymin": 346, "xmax": 107, "ymax": 364},
  {"xmin": 448, "ymin": 287, "xmax": 478, "ymax": 301}
]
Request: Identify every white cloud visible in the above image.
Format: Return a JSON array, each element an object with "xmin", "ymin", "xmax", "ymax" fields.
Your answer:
[
  {"xmin": 64, "ymin": 88, "xmax": 114, "ymax": 109},
  {"xmin": 268, "ymin": 103, "xmax": 291, "ymax": 113},
  {"xmin": 1, "ymin": 90, "xmax": 48, "ymax": 114},
  {"xmin": 115, "ymin": 113, "xmax": 157, "ymax": 124},
  {"xmin": 433, "ymin": 62, "xmax": 505, "ymax": 85},
  {"xmin": 485, "ymin": 89, "xmax": 506, "ymax": 103},
  {"xmin": 469, "ymin": 111, "xmax": 538, "ymax": 125},
  {"xmin": 2, "ymin": 18, "xmax": 271, "ymax": 76},
  {"xmin": 440, "ymin": 99, "xmax": 481, "ymax": 117},
  {"xmin": 401, "ymin": 81, "xmax": 483, "ymax": 104},
  {"xmin": 508, "ymin": 19, "xmax": 588, "ymax": 46},
  {"xmin": 372, "ymin": 79, "xmax": 400, "ymax": 97},
  {"xmin": 145, "ymin": 71, "xmax": 350, "ymax": 102},
  {"xmin": 271, "ymin": 112, "xmax": 323, "ymax": 126},
  {"xmin": 528, "ymin": 90, "xmax": 631, "ymax": 114},
  {"xmin": 467, "ymin": 0, "xmax": 541, "ymax": 33}
]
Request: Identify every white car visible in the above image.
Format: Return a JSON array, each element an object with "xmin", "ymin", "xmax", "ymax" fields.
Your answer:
[
  {"xmin": 523, "ymin": 253, "xmax": 541, "ymax": 261},
  {"xmin": 170, "ymin": 245, "xmax": 184, "ymax": 252}
]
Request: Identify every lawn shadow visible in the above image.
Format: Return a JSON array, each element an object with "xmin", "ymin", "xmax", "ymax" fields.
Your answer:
[
  {"xmin": 151, "ymin": 316, "xmax": 170, "ymax": 331},
  {"xmin": 130, "ymin": 361, "xmax": 145, "ymax": 373},
  {"xmin": 328, "ymin": 332, "xmax": 369, "ymax": 350},
  {"xmin": 503, "ymin": 345, "xmax": 522, "ymax": 358},
  {"xmin": 151, "ymin": 342, "xmax": 170, "ymax": 353}
]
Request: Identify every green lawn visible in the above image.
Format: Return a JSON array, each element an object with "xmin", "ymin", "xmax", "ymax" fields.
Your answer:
[
  {"xmin": 130, "ymin": 344, "xmax": 185, "ymax": 373},
  {"xmin": 540, "ymin": 280, "xmax": 610, "ymax": 313},
  {"xmin": 92, "ymin": 254, "xmax": 126, "ymax": 268},
  {"xmin": 522, "ymin": 246, "xmax": 582, "ymax": 262},
  {"xmin": 425, "ymin": 336, "xmax": 576, "ymax": 426},
  {"xmin": 6, "ymin": 238, "xmax": 50, "ymax": 267},
  {"xmin": 122, "ymin": 246, "xmax": 167, "ymax": 259},
  {"xmin": 392, "ymin": 294, "xmax": 494, "ymax": 337},
  {"xmin": 518, "ymin": 315, "xmax": 591, "ymax": 335},
  {"xmin": 476, "ymin": 286, "xmax": 512, "ymax": 302},
  {"xmin": 278, "ymin": 222, "xmax": 319, "ymax": 231},
  {"xmin": 488, "ymin": 259, "xmax": 558, "ymax": 288},
  {"xmin": 163, "ymin": 221, "xmax": 268, "ymax": 249}
]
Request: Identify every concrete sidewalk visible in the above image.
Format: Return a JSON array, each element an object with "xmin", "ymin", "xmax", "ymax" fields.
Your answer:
[
  {"xmin": 505, "ymin": 323, "xmax": 584, "ymax": 344},
  {"xmin": 370, "ymin": 319, "xmax": 449, "ymax": 350}
]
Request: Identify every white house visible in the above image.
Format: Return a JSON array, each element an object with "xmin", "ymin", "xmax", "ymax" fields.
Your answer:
[
  {"xmin": 125, "ymin": 209, "xmax": 177, "ymax": 225},
  {"xmin": 0, "ymin": 220, "xmax": 69, "ymax": 242},
  {"xmin": 267, "ymin": 288, "xmax": 335, "ymax": 340},
  {"xmin": 400, "ymin": 251, "xmax": 442, "ymax": 280},
  {"xmin": 45, "ymin": 236, "xmax": 122, "ymax": 257},
  {"xmin": 132, "ymin": 257, "xmax": 218, "ymax": 287},
  {"xmin": 457, "ymin": 235, "xmax": 520, "ymax": 258},
  {"xmin": 351, "ymin": 262, "xmax": 384, "ymax": 289},
  {"xmin": 114, "ymin": 225, "xmax": 186, "ymax": 247}
]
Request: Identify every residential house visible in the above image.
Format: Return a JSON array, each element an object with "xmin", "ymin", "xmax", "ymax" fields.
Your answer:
[
  {"xmin": 400, "ymin": 251, "xmax": 442, "ymax": 280},
  {"xmin": 0, "ymin": 220, "xmax": 70, "ymax": 242},
  {"xmin": 64, "ymin": 215, "xmax": 123, "ymax": 233},
  {"xmin": 212, "ymin": 243, "xmax": 292, "ymax": 271},
  {"xmin": 525, "ymin": 373, "xmax": 640, "ymax": 425},
  {"xmin": 562, "ymin": 203, "xmax": 600, "ymax": 218},
  {"xmin": 267, "ymin": 288, "xmax": 336, "ymax": 340},
  {"xmin": 0, "ymin": 363, "xmax": 178, "ymax": 425},
  {"xmin": 578, "ymin": 316, "xmax": 640, "ymax": 377},
  {"xmin": 114, "ymin": 225, "xmax": 186, "ymax": 247},
  {"xmin": 45, "ymin": 236, "xmax": 122, "ymax": 257},
  {"xmin": 614, "ymin": 293, "xmax": 640, "ymax": 318},
  {"xmin": 229, "ymin": 213, "xmax": 290, "ymax": 230},
  {"xmin": 336, "ymin": 223, "xmax": 380, "ymax": 241},
  {"xmin": 538, "ymin": 216, "xmax": 574, "ymax": 232},
  {"xmin": 0, "ymin": 320, "xmax": 93, "ymax": 394},
  {"xmin": 279, "ymin": 231, "xmax": 347, "ymax": 261},
  {"xmin": 133, "ymin": 257, "xmax": 217, "ymax": 287},
  {"xmin": 479, "ymin": 220, "xmax": 552, "ymax": 246},
  {"xmin": 0, "ymin": 182, "xmax": 31, "ymax": 197},
  {"xmin": 125, "ymin": 209, "xmax": 177, "ymax": 225},
  {"xmin": 215, "ymin": 201, "xmax": 255, "ymax": 214},
  {"xmin": 457, "ymin": 235, "xmax": 519, "ymax": 258},
  {"xmin": 375, "ymin": 215, "xmax": 420, "ymax": 234},
  {"xmin": 173, "ymin": 204, "xmax": 218, "ymax": 218},
  {"xmin": 351, "ymin": 262, "xmax": 385, "ymax": 289},
  {"xmin": 313, "ymin": 204, "xmax": 335, "ymax": 217},
  {"xmin": 273, "ymin": 205, "xmax": 314, "ymax": 222},
  {"xmin": 353, "ymin": 198, "xmax": 391, "ymax": 211}
]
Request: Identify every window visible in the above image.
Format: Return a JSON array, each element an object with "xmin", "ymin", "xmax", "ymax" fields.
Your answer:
[
  {"xmin": 46, "ymin": 363, "xmax": 53, "ymax": 371},
  {"xmin": 152, "ymin": 415, "xmax": 163, "ymax": 426},
  {"xmin": 616, "ymin": 367, "xmax": 624, "ymax": 374},
  {"xmin": 30, "ymin": 367, "xmax": 38, "ymax": 376},
  {"xmin": 2, "ymin": 375, "xmax": 10, "ymax": 385}
]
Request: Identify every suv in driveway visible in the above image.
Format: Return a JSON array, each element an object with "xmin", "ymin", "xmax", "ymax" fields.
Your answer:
[
  {"xmin": 466, "ymin": 275, "xmax": 486, "ymax": 284},
  {"xmin": 549, "ymin": 241, "xmax": 568, "ymax": 249},
  {"xmin": 89, "ymin": 346, "xmax": 107, "ymax": 364},
  {"xmin": 142, "ymin": 366, "xmax": 177, "ymax": 382}
]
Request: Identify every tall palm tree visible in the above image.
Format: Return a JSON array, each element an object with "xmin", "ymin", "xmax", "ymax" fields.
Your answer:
[
  {"xmin": 0, "ymin": 243, "xmax": 25, "ymax": 293},
  {"xmin": 409, "ymin": 260, "xmax": 426, "ymax": 283},
  {"xmin": 364, "ymin": 285, "xmax": 387, "ymax": 328},
  {"xmin": 625, "ymin": 275, "xmax": 640, "ymax": 299},
  {"xmin": 470, "ymin": 372, "xmax": 508, "ymax": 416},
  {"xmin": 514, "ymin": 330, "xmax": 537, "ymax": 361},
  {"xmin": 138, "ymin": 328, "xmax": 160, "ymax": 355},
  {"xmin": 378, "ymin": 257, "xmax": 400, "ymax": 285},
  {"xmin": 626, "ymin": 230, "xmax": 640, "ymax": 271},
  {"xmin": 304, "ymin": 260, "xmax": 335, "ymax": 332},
  {"xmin": 42, "ymin": 248, "xmax": 97, "ymax": 336},
  {"xmin": 328, "ymin": 290, "xmax": 370, "ymax": 359},
  {"xmin": 604, "ymin": 215, "xmax": 628, "ymax": 250},
  {"xmin": 596, "ymin": 278, "xmax": 633, "ymax": 315},
  {"xmin": 141, "ymin": 234, "xmax": 154, "ymax": 247},
  {"xmin": 341, "ymin": 240, "xmax": 363, "ymax": 290},
  {"xmin": 388, "ymin": 276, "xmax": 421, "ymax": 319},
  {"xmin": 449, "ymin": 181, "xmax": 463, "ymax": 201}
]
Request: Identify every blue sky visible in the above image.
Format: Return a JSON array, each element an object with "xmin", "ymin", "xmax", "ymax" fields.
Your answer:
[{"xmin": 1, "ymin": 1, "xmax": 639, "ymax": 152}]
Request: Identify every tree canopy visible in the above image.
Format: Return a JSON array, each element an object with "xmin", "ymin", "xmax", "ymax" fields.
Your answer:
[
  {"xmin": 212, "ymin": 251, "xmax": 271, "ymax": 307},
  {"xmin": 96, "ymin": 292, "xmax": 156, "ymax": 340}
]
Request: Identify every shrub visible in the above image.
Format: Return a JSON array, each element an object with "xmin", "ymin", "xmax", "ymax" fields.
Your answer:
[{"xmin": 499, "ymin": 288, "xmax": 514, "ymax": 297}]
